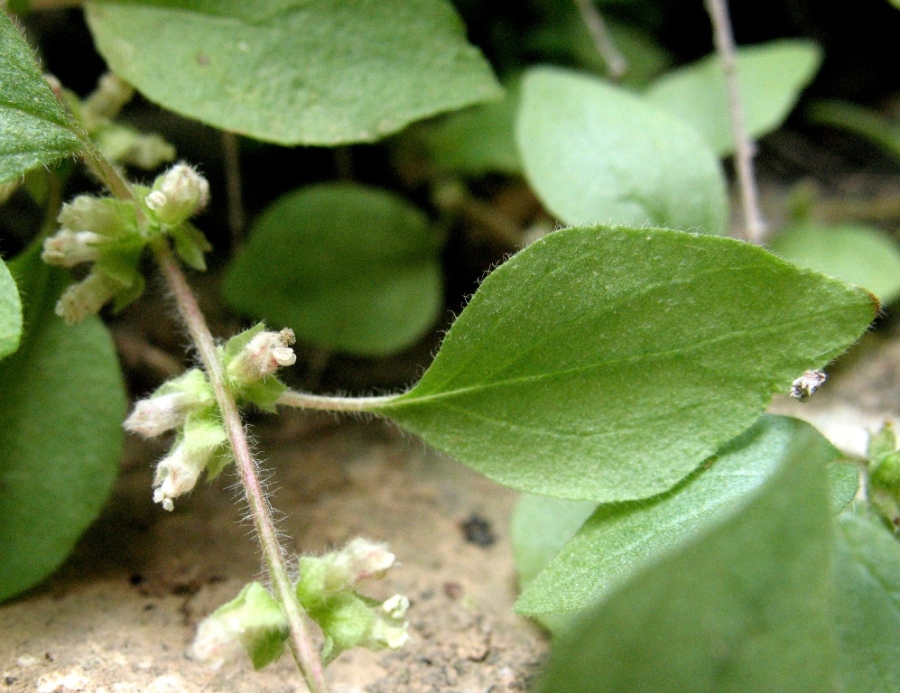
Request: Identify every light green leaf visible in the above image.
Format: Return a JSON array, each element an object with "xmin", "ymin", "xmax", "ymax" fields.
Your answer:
[
  {"xmin": 421, "ymin": 80, "xmax": 521, "ymax": 176},
  {"xmin": 770, "ymin": 222, "xmax": 900, "ymax": 305},
  {"xmin": 0, "ymin": 11, "xmax": 83, "ymax": 182},
  {"xmin": 833, "ymin": 509, "xmax": 900, "ymax": 693},
  {"xmin": 516, "ymin": 67, "xmax": 728, "ymax": 233},
  {"xmin": 808, "ymin": 100, "xmax": 900, "ymax": 162},
  {"xmin": 371, "ymin": 225, "xmax": 874, "ymax": 502},
  {"xmin": 0, "ymin": 258, "xmax": 22, "ymax": 359},
  {"xmin": 0, "ymin": 243, "xmax": 125, "ymax": 602},
  {"xmin": 222, "ymin": 183, "xmax": 442, "ymax": 356},
  {"xmin": 85, "ymin": 0, "xmax": 502, "ymax": 146},
  {"xmin": 537, "ymin": 416, "xmax": 835, "ymax": 693},
  {"xmin": 516, "ymin": 415, "xmax": 839, "ymax": 616},
  {"xmin": 646, "ymin": 40, "xmax": 822, "ymax": 156}
]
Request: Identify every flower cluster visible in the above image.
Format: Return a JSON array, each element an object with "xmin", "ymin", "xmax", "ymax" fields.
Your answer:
[
  {"xmin": 190, "ymin": 539, "xmax": 410, "ymax": 670},
  {"xmin": 42, "ymin": 163, "xmax": 213, "ymax": 324}
]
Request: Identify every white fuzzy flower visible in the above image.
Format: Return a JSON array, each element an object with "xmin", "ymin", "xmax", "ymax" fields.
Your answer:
[
  {"xmin": 227, "ymin": 328, "xmax": 296, "ymax": 384},
  {"xmin": 146, "ymin": 163, "xmax": 210, "ymax": 225}
]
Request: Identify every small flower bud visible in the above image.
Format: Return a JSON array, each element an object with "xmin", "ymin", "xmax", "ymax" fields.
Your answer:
[
  {"xmin": 381, "ymin": 594, "xmax": 410, "ymax": 620},
  {"xmin": 83, "ymin": 73, "xmax": 134, "ymax": 121},
  {"xmin": 368, "ymin": 615, "xmax": 411, "ymax": 651},
  {"xmin": 227, "ymin": 328, "xmax": 296, "ymax": 384},
  {"xmin": 790, "ymin": 369, "xmax": 826, "ymax": 401},
  {"xmin": 334, "ymin": 537, "xmax": 395, "ymax": 583},
  {"xmin": 124, "ymin": 392, "xmax": 192, "ymax": 438},
  {"xmin": 152, "ymin": 416, "xmax": 227, "ymax": 511},
  {"xmin": 95, "ymin": 126, "xmax": 176, "ymax": 170},
  {"xmin": 42, "ymin": 230, "xmax": 104, "ymax": 267},
  {"xmin": 146, "ymin": 163, "xmax": 210, "ymax": 225},
  {"xmin": 190, "ymin": 582, "xmax": 289, "ymax": 671},
  {"xmin": 58, "ymin": 195, "xmax": 134, "ymax": 237},
  {"xmin": 55, "ymin": 271, "xmax": 122, "ymax": 325}
]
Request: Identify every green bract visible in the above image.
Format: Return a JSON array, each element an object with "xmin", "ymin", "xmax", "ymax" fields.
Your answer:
[
  {"xmin": 536, "ymin": 414, "xmax": 835, "ymax": 692},
  {"xmin": 0, "ymin": 12, "xmax": 83, "ymax": 183},
  {"xmin": 516, "ymin": 67, "xmax": 729, "ymax": 233},
  {"xmin": 373, "ymin": 225, "xmax": 875, "ymax": 502},
  {"xmin": 0, "ymin": 244, "xmax": 125, "ymax": 601},
  {"xmin": 85, "ymin": 0, "xmax": 502, "ymax": 146},
  {"xmin": 223, "ymin": 184, "xmax": 443, "ymax": 357},
  {"xmin": 0, "ymin": 258, "xmax": 22, "ymax": 359},
  {"xmin": 646, "ymin": 39, "xmax": 822, "ymax": 156}
]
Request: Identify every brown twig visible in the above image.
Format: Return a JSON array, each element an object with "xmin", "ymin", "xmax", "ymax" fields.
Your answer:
[{"xmin": 703, "ymin": 0, "xmax": 767, "ymax": 244}]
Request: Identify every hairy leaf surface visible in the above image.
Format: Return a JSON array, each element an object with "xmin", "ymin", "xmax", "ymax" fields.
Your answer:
[
  {"xmin": 373, "ymin": 226, "xmax": 875, "ymax": 501},
  {"xmin": 0, "ymin": 245, "xmax": 125, "ymax": 602},
  {"xmin": 771, "ymin": 223, "xmax": 900, "ymax": 305},
  {"xmin": 537, "ymin": 418, "xmax": 835, "ymax": 692},
  {"xmin": 0, "ymin": 258, "xmax": 22, "ymax": 359},
  {"xmin": 833, "ymin": 509, "xmax": 900, "ymax": 693},
  {"xmin": 86, "ymin": 0, "xmax": 501, "ymax": 145},
  {"xmin": 516, "ymin": 67, "xmax": 728, "ymax": 233},
  {"xmin": 223, "ymin": 183, "xmax": 442, "ymax": 356},
  {"xmin": 646, "ymin": 40, "xmax": 822, "ymax": 155},
  {"xmin": 516, "ymin": 416, "xmax": 840, "ymax": 615},
  {"xmin": 0, "ymin": 11, "xmax": 82, "ymax": 182}
]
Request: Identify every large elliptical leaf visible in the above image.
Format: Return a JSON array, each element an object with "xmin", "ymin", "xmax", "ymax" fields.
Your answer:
[
  {"xmin": 646, "ymin": 39, "xmax": 822, "ymax": 156},
  {"xmin": 516, "ymin": 67, "xmax": 728, "ymax": 234},
  {"xmin": 833, "ymin": 509, "xmax": 900, "ymax": 692},
  {"xmin": 0, "ymin": 244, "xmax": 125, "ymax": 602},
  {"xmin": 770, "ymin": 222, "xmax": 900, "ymax": 305},
  {"xmin": 536, "ymin": 417, "xmax": 835, "ymax": 693},
  {"xmin": 516, "ymin": 415, "xmax": 840, "ymax": 616},
  {"xmin": 0, "ymin": 258, "xmax": 22, "ymax": 359},
  {"xmin": 371, "ymin": 226, "xmax": 875, "ymax": 502},
  {"xmin": 0, "ymin": 11, "xmax": 83, "ymax": 182},
  {"xmin": 222, "ymin": 183, "xmax": 442, "ymax": 356},
  {"xmin": 85, "ymin": 0, "xmax": 502, "ymax": 146}
]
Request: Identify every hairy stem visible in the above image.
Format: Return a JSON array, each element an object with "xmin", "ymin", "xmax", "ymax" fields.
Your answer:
[
  {"xmin": 76, "ymin": 133, "xmax": 330, "ymax": 691},
  {"xmin": 278, "ymin": 389, "xmax": 401, "ymax": 412},
  {"xmin": 703, "ymin": 0, "xmax": 766, "ymax": 244},
  {"xmin": 153, "ymin": 243, "xmax": 329, "ymax": 693},
  {"xmin": 574, "ymin": 0, "xmax": 628, "ymax": 80}
]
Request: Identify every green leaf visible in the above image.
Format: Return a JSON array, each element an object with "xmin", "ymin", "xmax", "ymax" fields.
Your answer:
[
  {"xmin": 537, "ymin": 415, "xmax": 836, "ymax": 693},
  {"xmin": 0, "ymin": 243, "xmax": 126, "ymax": 602},
  {"xmin": 808, "ymin": 99, "xmax": 900, "ymax": 162},
  {"xmin": 646, "ymin": 40, "xmax": 822, "ymax": 156},
  {"xmin": 0, "ymin": 11, "xmax": 83, "ymax": 182},
  {"xmin": 516, "ymin": 67, "xmax": 728, "ymax": 234},
  {"xmin": 515, "ymin": 415, "xmax": 839, "ymax": 616},
  {"xmin": 770, "ymin": 222, "xmax": 900, "ymax": 305},
  {"xmin": 85, "ymin": 0, "xmax": 502, "ymax": 146},
  {"xmin": 421, "ymin": 80, "xmax": 521, "ymax": 176},
  {"xmin": 0, "ymin": 257, "xmax": 22, "ymax": 359},
  {"xmin": 833, "ymin": 509, "xmax": 900, "ymax": 693},
  {"xmin": 222, "ymin": 183, "xmax": 443, "ymax": 356},
  {"xmin": 371, "ymin": 225, "xmax": 875, "ymax": 502}
]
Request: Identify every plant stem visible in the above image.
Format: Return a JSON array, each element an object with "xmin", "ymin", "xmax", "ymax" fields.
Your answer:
[
  {"xmin": 703, "ymin": 0, "xmax": 766, "ymax": 244},
  {"xmin": 221, "ymin": 131, "xmax": 246, "ymax": 248},
  {"xmin": 153, "ymin": 243, "xmax": 329, "ymax": 693},
  {"xmin": 573, "ymin": 0, "xmax": 628, "ymax": 81},
  {"xmin": 75, "ymin": 134, "xmax": 330, "ymax": 691},
  {"xmin": 278, "ymin": 389, "xmax": 401, "ymax": 412}
]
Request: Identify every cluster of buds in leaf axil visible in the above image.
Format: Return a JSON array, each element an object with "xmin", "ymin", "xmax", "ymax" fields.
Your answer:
[
  {"xmin": 221, "ymin": 324, "xmax": 297, "ymax": 412},
  {"xmin": 125, "ymin": 368, "xmax": 228, "ymax": 511},
  {"xmin": 190, "ymin": 539, "xmax": 410, "ymax": 670},
  {"xmin": 42, "ymin": 163, "xmax": 214, "ymax": 323}
]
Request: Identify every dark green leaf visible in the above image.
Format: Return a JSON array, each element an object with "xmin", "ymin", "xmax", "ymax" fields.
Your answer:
[
  {"xmin": 516, "ymin": 415, "xmax": 839, "ymax": 616},
  {"xmin": 516, "ymin": 67, "xmax": 728, "ymax": 233},
  {"xmin": 0, "ymin": 11, "xmax": 83, "ymax": 182},
  {"xmin": 833, "ymin": 509, "xmax": 900, "ymax": 693},
  {"xmin": 646, "ymin": 40, "xmax": 822, "ymax": 155},
  {"xmin": 86, "ymin": 0, "xmax": 501, "ymax": 146},
  {"xmin": 537, "ymin": 417, "xmax": 835, "ymax": 693},
  {"xmin": 770, "ymin": 222, "xmax": 900, "ymax": 305},
  {"xmin": 0, "ymin": 257, "xmax": 22, "ymax": 359},
  {"xmin": 372, "ymin": 226, "xmax": 874, "ymax": 502},
  {"xmin": 0, "ymin": 244, "xmax": 125, "ymax": 601},
  {"xmin": 223, "ymin": 183, "xmax": 442, "ymax": 356}
]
